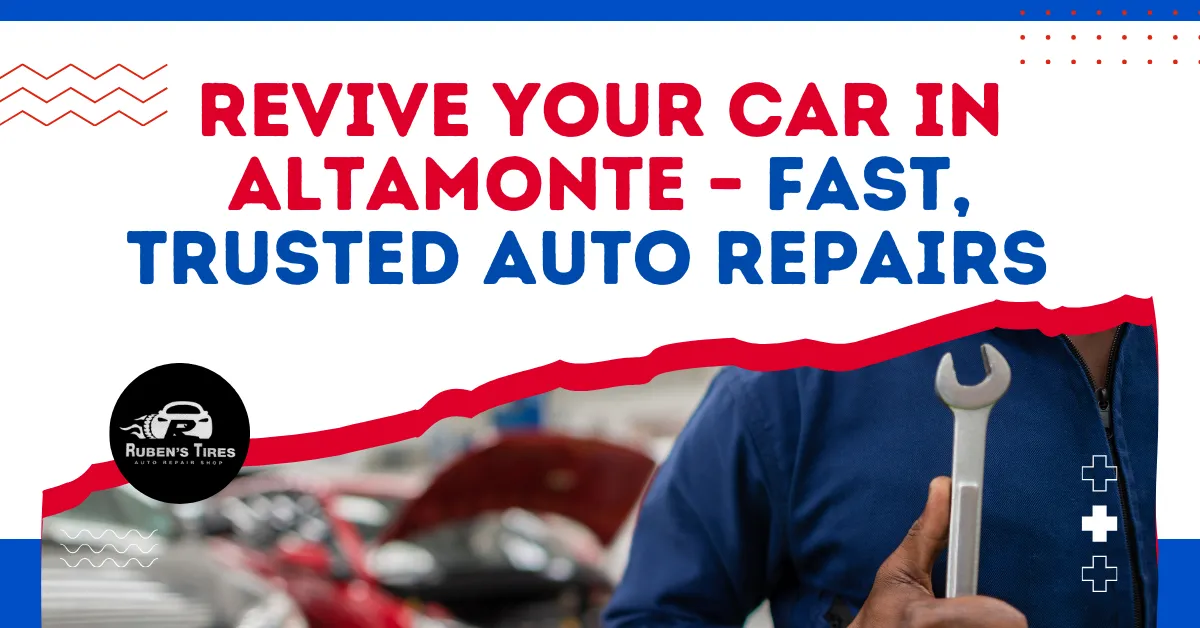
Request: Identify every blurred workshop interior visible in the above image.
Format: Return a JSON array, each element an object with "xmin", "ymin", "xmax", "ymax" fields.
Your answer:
[{"xmin": 44, "ymin": 367, "xmax": 775, "ymax": 628}]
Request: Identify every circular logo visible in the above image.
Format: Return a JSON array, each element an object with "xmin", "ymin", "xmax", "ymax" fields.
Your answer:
[{"xmin": 109, "ymin": 363, "xmax": 250, "ymax": 504}]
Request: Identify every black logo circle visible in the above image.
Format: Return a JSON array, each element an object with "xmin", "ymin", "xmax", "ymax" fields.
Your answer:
[{"xmin": 109, "ymin": 363, "xmax": 250, "ymax": 504}]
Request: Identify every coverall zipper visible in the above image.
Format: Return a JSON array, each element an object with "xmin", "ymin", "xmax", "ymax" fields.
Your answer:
[{"xmin": 1063, "ymin": 324, "xmax": 1143, "ymax": 628}]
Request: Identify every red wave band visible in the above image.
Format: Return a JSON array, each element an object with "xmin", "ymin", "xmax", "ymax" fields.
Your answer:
[{"xmin": 41, "ymin": 296, "xmax": 1155, "ymax": 518}]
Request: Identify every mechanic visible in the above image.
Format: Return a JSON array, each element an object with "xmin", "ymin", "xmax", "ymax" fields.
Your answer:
[{"xmin": 604, "ymin": 324, "xmax": 1157, "ymax": 628}]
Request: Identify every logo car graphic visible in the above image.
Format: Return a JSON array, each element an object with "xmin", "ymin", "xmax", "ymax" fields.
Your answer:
[{"xmin": 119, "ymin": 401, "xmax": 212, "ymax": 440}]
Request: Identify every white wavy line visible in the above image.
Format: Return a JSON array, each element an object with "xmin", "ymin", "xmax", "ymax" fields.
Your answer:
[
  {"xmin": 60, "ymin": 557, "xmax": 159, "ymax": 568},
  {"xmin": 60, "ymin": 529, "xmax": 157, "ymax": 540},
  {"xmin": 60, "ymin": 543, "xmax": 158, "ymax": 554}
]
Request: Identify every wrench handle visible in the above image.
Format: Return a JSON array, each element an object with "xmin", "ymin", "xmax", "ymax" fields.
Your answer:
[
  {"xmin": 947, "ymin": 483, "xmax": 981, "ymax": 597},
  {"xmin": 946, "ymin": 407, "xmax": 990, "ymax": 598}
]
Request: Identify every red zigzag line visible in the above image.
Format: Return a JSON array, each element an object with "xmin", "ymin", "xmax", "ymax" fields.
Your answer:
[
  {"xmin": 0, "ymin": 63, "xmax": 168, "ymax": 81},
  {"xmin": 0, "ymin": 86, "xmax": 167, "ymax": 105},
  {"xmin": 0, "ymin": 110, "xmax": 168, "ymax": 127}
]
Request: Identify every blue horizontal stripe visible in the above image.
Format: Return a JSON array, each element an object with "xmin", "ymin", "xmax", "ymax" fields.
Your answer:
[{"xmin": 2, "ymin": 1, "xmax": 1199, "ymax": 21}]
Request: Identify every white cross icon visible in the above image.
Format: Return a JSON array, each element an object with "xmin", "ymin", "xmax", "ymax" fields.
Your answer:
[
  {"xmin": 1082, "ymin": 555, "xmax": 1119, "ymax": 593},
  {"xmin": 1082, "ymin": 505, "xmax": 1120, "ymax": 542},
  {"xmin": 1082, "ymin": 455, "xmax": 1118, "ymax": 492}
]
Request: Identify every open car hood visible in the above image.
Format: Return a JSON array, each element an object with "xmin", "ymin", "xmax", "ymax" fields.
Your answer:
[{"xmin": 379, "ymin": 432, "xmax": 656, "ymax": 547}]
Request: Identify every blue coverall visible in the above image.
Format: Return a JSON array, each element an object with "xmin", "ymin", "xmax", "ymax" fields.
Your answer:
[{"xmin": 605, "ymin": 324, "xmax": 1158, "ymax": 627}]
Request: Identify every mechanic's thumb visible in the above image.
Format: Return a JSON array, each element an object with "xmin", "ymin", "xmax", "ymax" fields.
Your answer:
[{"xmin": 885, "ymin": 476, "xmax": 952, "ymax": 583}]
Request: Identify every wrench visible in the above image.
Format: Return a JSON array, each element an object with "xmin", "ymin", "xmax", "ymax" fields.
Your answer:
[{"xmin": 934, "ymin": 343, "xmax": 1011, "ymax": 598}]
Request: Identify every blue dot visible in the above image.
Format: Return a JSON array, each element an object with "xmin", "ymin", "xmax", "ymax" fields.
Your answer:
[{"xmin": 954, "ymin": 197, "xmax": 970, "ymax": 216}]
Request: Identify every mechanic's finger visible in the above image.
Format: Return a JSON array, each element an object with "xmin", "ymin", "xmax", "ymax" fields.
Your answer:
[
  {"xmin": 886, "ymin": 476, "xmax": 951, "ymax": 580},
  {"xmin": 903, "ymin": 596, "xmax": 1028, "ymax": 628}
]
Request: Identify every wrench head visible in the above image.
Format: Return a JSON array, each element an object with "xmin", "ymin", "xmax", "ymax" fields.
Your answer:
[{"xmin": 935, "ymin": 343, "xmax": 1012, "ymax": 410}]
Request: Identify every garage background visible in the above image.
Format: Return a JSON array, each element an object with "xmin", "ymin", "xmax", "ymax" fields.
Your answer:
[{"xmin": 277, "ymin": 368, "xmax": 773, "ymax": 627}]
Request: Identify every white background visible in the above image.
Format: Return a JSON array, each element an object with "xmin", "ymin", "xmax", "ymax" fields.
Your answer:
[{"xmin": 0, "ymin": 22, "xmax": 1194, "ymax": 539}]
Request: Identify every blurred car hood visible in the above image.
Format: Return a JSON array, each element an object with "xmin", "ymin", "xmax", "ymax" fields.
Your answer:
[{"xmin": 379, "ymin": 432, "xmax": 655, "ymax": 546}]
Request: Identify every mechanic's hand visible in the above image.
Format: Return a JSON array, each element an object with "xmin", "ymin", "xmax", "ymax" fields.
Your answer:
[{"xmin": 849, "ymin": 477, "xmax": 1028, "ymax": 628}]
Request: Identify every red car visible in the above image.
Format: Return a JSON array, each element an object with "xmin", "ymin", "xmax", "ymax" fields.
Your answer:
[{"xmin": 198, "ymin": 433, "xmax": 656, "ymax": 628}]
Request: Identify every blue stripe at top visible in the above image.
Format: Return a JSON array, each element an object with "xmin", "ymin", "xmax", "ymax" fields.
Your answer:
[{"xmin": 2, "ymin": 1, "xmax": 1200, "ymax": 21}]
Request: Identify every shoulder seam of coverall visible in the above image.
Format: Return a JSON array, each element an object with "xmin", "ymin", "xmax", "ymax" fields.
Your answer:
[
  {"xmin": 668, "ymin": 458, "xmax": 769, "ymax": 623},
  {"xmin": 726, "ymin": 370, "xmax": 792, "ymax": 522},
  {"xmin": 715, "ymin": 371, "xmax": 794, "ymax": 588},
  {"xmin": 737, "ymin": 387, "xmax": 787, "ymax": 519},
  {"xmin": 736, "ymin": 372, "xmax": 795, "ymax": 580}
]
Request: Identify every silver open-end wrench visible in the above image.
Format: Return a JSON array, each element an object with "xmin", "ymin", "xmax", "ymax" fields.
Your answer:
[{"xmin": 934, "ymin": 343, "xmax": 1011, "ymax": 598}]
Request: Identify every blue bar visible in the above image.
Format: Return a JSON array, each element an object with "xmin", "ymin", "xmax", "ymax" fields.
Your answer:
[
  {"xmin": 0, "ymin": 539, "xmax": 41, "ymax": 628},
  {"xmin": 1159, "ymin": 539, "xmax": 1199, "ymax": 627},
  {"xmin": 2, "ymin": 1, "xmax": 1199, "ymax": 21}
]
